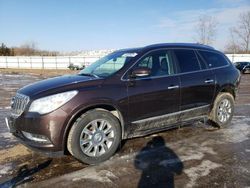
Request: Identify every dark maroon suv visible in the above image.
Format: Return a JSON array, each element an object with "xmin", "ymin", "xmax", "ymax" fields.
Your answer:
[{"xmin": 5, "ymin": 43, "xmax": 241, "ymax": 164}]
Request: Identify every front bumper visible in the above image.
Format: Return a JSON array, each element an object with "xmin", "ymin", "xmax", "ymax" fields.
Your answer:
[{"xmin": 5, "ymin": 108, "xmax": 69, "ymax": 154}]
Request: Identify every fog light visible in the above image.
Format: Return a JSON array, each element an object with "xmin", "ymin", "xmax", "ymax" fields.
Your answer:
[{"xmin": 22, "ymin": 131, "xmax": 50, "ymax": 143}]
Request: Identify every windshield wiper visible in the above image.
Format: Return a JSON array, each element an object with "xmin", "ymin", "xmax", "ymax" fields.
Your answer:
[{"xmin": 78, "ymin": 73, "xmax": 100, "ymax": 78}]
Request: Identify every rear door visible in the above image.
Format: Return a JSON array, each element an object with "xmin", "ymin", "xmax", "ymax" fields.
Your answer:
[
  {"xmin": 173, "ymin": 49, "xmax": 215, "ymax": 117},
  {"xmin": 198, "ymin": 50, "xmax": 232, "ymax": 95}
]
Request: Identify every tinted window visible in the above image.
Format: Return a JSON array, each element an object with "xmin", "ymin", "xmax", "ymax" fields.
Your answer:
[
  {"xmin": 199, "ymin": 51, "xmax": 228, "ymax": 68},
  {"xmin": 134, "ymin": 50, "xmax": 175, "ymax": 77},
  {"xmin": 137, "ymin": 56, "xmax": 153, "ymax": 69},
  {"xmin": 196, "ymin": 51, "xmax": 207, "ymax": 70},
  {"xmin": 174, "ymin": 49, "xmax": 201, "ymax": 73}
]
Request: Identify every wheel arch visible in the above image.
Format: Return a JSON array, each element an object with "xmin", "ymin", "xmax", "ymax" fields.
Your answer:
[
  {"xmin": 211, "ymin": 84, "xmax": 236, "ymax": 111},
  {"xmin": 62, "ymin": 103, "xmax": 125, "ymax": 154},
  {"xmin": 219, "ymin": 85, "xmax": 236, "ymax": 99}
]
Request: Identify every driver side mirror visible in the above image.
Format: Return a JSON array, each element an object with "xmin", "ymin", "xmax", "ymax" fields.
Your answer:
[{"xmin": 130, "ymin": 67, "xmax": 151, "ymax": 78}]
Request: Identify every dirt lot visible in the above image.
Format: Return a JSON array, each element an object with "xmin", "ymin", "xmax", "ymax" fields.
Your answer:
[{"xmin": 0, "ymin": 69, "xmax": 249, "ymax": 188}]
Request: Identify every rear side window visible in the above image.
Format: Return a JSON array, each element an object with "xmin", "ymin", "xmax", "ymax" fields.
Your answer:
[
  {"xmin": 199, "ymin": 51, "xmax": 228, "ymax": 68},
  {"xmin": 174, "ymin": 49, "xmax": 201, "ymax": 73}
]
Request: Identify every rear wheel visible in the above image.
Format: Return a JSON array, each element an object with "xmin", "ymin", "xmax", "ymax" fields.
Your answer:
[
  {"xmin": 67, "ymin": 109, "xmax": 121, "ymax": 164},
  {"xmin": 209, "ymin": 92, "xmax": 234, "ymax": 128}
]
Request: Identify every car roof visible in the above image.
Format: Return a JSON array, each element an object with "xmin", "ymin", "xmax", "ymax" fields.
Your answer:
[
  {"xmin": 117, "ymin": 43, "xmax": 215, "ymax": 54},
  {"xmin": 143, "ymin": 43, "xmax": 215, "ymax": 51}
]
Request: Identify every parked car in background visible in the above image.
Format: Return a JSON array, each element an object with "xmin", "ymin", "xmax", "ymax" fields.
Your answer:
[
  {"xmin": 6, "ymin": 43, "xmax": 241, "ymax": 164},
  {"xmin": 242, "ymin": 64, "xmax": 250, "ymax": 74},
  {"xmin": 234, "ymin": 61, "xmax": 250, "ymax": 73},
  {"xmin": 68, "ymin": 63, "xmax": 85, "ymax": 70}
]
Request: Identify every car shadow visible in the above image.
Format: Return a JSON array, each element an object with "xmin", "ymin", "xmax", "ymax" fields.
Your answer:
[
  {"xmin": 134, "ymin": 136, "xmax": 183, "ymax": 188},
  {"xmin": 0, "ymin": 159, "xmax": 52, "ymax": 188}
]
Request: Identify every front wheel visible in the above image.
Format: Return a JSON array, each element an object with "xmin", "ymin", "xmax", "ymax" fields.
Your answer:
[
  {"xmin": 67, "ymin": 109, "xmax": 121, "ymax": 164},
  {"xmin": 209, "ymin": 92, "xmax": 235, "ymax": 128}
]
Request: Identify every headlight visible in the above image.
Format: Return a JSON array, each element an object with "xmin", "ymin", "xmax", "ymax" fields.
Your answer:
[{"xmin": 29, "ymin": 90, "xmax": 78, "ymax": 114}]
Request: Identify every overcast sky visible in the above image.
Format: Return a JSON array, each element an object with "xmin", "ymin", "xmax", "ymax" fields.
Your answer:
[{"xmin": 0, "ymin": 0, "xmax": 249, "ymax": 51}]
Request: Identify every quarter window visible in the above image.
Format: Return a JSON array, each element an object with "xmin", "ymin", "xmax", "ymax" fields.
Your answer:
[
  {"xmin": 174, "ymin": 49, "xmax": 201, "ymax": 73},
  {"xmin": 199, "ymin": 51, "xmax": 228, "ymax": 68}
]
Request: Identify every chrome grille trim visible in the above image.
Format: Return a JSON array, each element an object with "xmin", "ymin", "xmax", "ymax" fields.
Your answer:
[{"xmin": 11, "ymin": 93, "xmax": 30, "ymax": 117}]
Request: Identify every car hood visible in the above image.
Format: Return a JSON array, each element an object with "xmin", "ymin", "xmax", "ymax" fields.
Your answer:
[{"xmin": 18, "ymin": 74, "xmax": 103, "ymax": 97}]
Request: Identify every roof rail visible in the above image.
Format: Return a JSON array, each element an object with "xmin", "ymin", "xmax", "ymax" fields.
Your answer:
[
  {"xmin": 144, "ymin": 43, "xmax": 215, "ymax": 50},
  {"xmin": 194, "ymin": 43, "xmax": 214, "ymax": 49}
]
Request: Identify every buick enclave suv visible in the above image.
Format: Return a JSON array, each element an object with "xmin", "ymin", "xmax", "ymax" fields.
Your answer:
[{"xmin": 5, "ymin": 43, "xmax": 241, "ymax": 164}]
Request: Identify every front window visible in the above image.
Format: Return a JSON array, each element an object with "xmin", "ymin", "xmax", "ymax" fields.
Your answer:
[
  {"xmin": 79, "ymin": 51, "xmax": 138, "ymax": 78},
  {"xmin": 133, "ymin": 50, "xmax": 175, "ymax": 77}
]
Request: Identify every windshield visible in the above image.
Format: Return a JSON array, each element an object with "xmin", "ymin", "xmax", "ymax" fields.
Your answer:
[{"xmin": 79, "ymin": 51, "xmax": 138, "ymax": 78}]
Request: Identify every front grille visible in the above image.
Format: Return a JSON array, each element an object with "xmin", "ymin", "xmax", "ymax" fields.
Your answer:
[{"xmin": 11, "ymin": 93, "xmax": 30, "ymax": 117}]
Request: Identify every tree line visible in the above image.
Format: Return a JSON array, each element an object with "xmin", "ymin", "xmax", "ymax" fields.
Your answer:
[
  {"xmin": 195, "ymin": 11, "xmax": 250, "ymax": 53},
  {"xmin": 0, "ymin": 42, "xmax": 58, "ymax": 56},
  {"xmin": 0, "ymin": 43, "xmax": 14, "ymax": 56}
]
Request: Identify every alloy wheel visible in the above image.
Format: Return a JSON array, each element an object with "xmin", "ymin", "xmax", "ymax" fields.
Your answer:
[{"xmin": 79, "ymin": 119, "xmax": 115, "ymax": 157}]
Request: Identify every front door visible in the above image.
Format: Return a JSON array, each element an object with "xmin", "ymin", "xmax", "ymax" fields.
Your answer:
[{"xmin": 125, "ymin": 49, "xmax": 180, "ymax": 133}]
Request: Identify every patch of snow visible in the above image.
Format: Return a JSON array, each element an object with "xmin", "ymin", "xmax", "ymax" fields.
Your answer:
[
  {"xmin": 0, "ymin": 163, "xmax": 13, "ymax": 177},
  {"xmin": 0, "ymin": 132, "xmax": 12, "ymax": 139},
  {"xmin": 184, "ymin": 160, "xmax": 222, "ymax": 188},
  {"xmin": 72, "ymin": 169, "xmax": 118, "ymax": 184},
  {"xmin": 222, "ymin": 117, "xmax": 250, "ymax": 143}
]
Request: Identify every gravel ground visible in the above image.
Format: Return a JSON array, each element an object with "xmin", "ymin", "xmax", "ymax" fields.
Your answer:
[{"xmin": 0, "ymin": 71, "xmax": 249, "ymax": 188}]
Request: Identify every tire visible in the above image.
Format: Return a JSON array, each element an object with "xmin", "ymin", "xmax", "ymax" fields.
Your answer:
[
  {"xmin": 209, "ymin": 92, "xmax": 234, "ymax": 128},
  {"xmin": 67, "ymin": 109, "xmax": 121, "ymax": 164}
]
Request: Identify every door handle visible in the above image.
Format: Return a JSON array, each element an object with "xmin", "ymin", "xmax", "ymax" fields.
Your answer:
[
  {"xmin": 205, "ymin": 79, "xmax": 214, "ymax": 83},
  {"xmin": 168, "ymin": 85, "xmax": 179, "ymax": 89}
]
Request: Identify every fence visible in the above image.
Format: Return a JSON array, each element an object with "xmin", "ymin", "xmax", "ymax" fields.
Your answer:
[
  {"xmin": 0, "ymin": 56, "xmax": 101, "ymax": 69},
  {"xmin": 226, "ymin": 54, "xmax": 250, "ymax": 63},
  {"xmin": 0, "ymin": 54, "xmax": 250, "ymax": 70}
]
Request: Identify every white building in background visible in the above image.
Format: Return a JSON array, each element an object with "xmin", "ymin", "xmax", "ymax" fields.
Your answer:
[
  {"xmin": 77, "ymin": 49, "xmax": 115, "ymax": 57},
  {"xmin": 60, "ymin": 49, "xmax": 116, "ymax": 57},
  {"xmin": 0, "ymin": 52, "xmax": 249, "ymax": 70}
]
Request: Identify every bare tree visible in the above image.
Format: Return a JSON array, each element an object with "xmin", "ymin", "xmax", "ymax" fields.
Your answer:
[
  {"xmin": 225, "ymin": 28, "xmax": 241, "ymax": 53},
  {"xmin": 195, "ymin": 15, "xmax": 217, "ymax": 45},
  {"xmin": 20, "ymin": 41, "xmax": 37, "ymax": 55},
  {"xmin": 232, "ymin": 11, "xmax": 250, "ymax": 52},
  {"xmin": 13, "ymin": 41, "xmax": 38, "ymax": 56}
]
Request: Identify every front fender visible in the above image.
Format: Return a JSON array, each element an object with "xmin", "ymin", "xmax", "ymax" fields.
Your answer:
[{"xmin": 61, "ymin": 99, "xmax": 126, "ymax": 153}]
